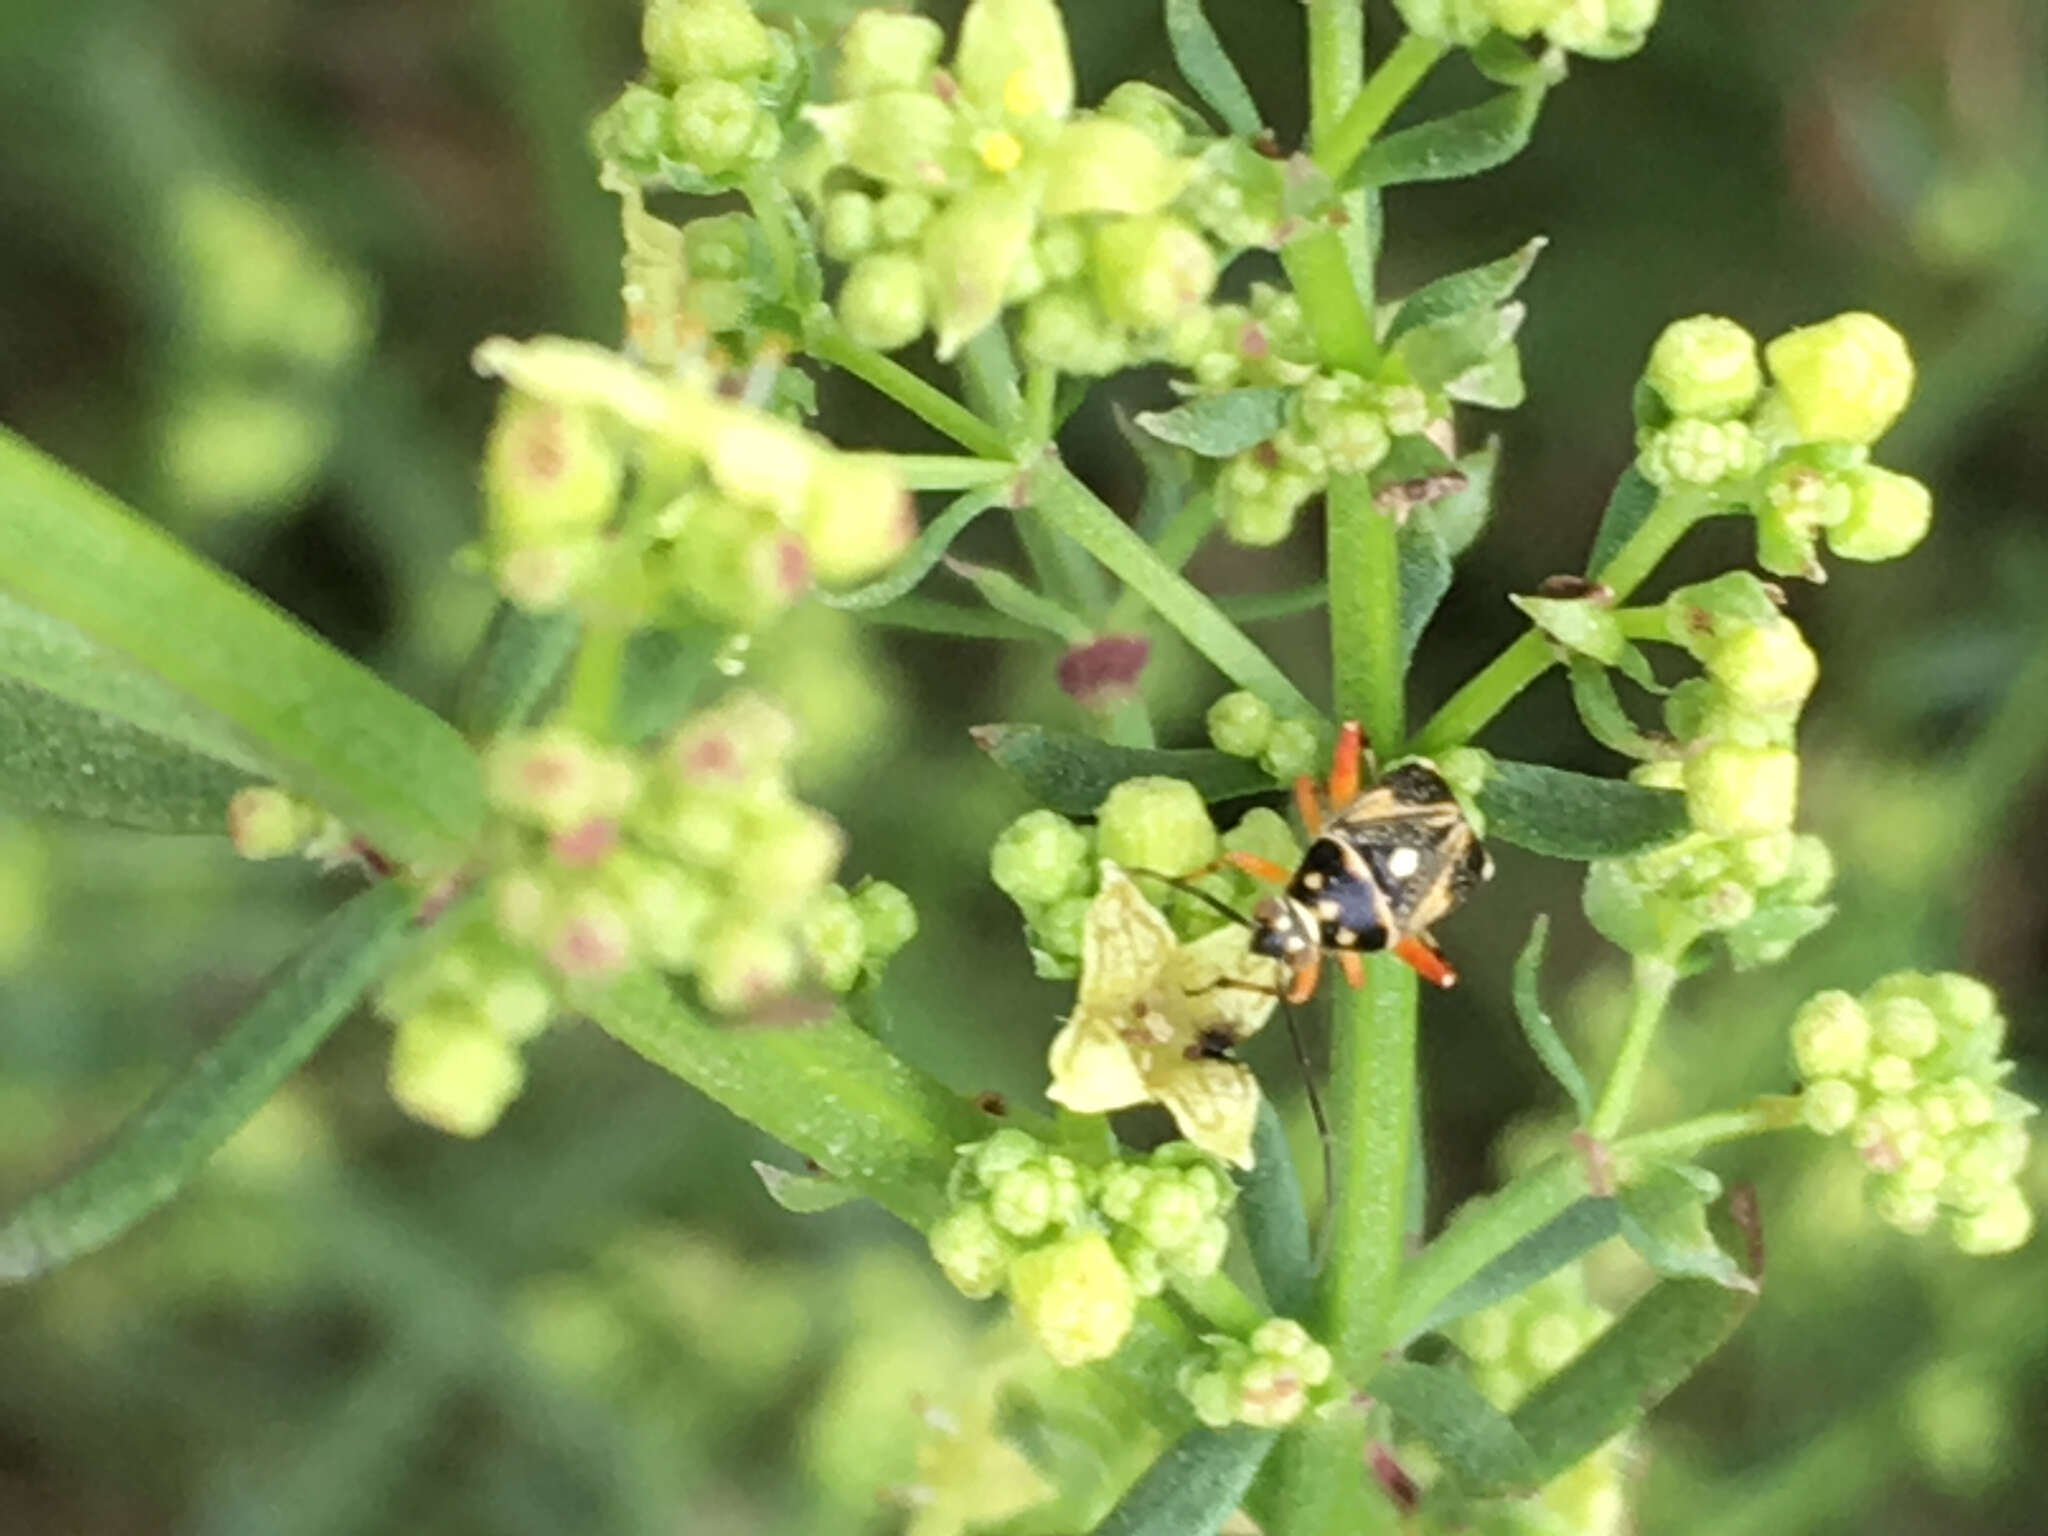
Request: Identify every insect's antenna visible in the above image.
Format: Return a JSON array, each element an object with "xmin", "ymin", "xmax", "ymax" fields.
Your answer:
[
  {"xmin": 1124, "ymin": 867, "xmax": 1254, "ymax": 930},
  {"xmin": 1275, "ymin": 995, "xmax": 1334, "ymax": 1264}
]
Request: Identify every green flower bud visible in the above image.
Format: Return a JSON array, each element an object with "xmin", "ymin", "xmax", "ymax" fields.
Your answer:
[
  {"xmin": 1764, "ymin": 312, "xmax": 1915, "ymax": 445},
  {"xmin": 1034, "ymin": 894, "xmax": 1091, "ymax": 967},
  {"xmin": 1092, "ymin": 216, "xmax": 1218, "ymax": 332},
  {"xmin": 835, "ymin": 250, "xmax": 931, "ymax": 352},
  {"xmin": 1319, "ymin": 404, "xmax": 1393, "ymax": 477},
  {"xmin": 1950, "ymin": 1185, "xmax": 2034, "ymax": 1256},
  {"xmin": 484, "ymin": 392, "xmax": 622, "ymax": 546},
  {"xmin": 479, "ymin": 967, "xmax": 556, "ymax": 1045},
  {"xmin": 1132, "ymin": 1178, "xmax": 1207, "ymax": 1253},
  {"xmin": 733, "ymin": 801, "xmax": 845, "ymax": 914},
  {"xmin": 802, "ymin": 451, "xmax": 914, "ymax": 584},
  {"xmin": 1102, "ymin": 81, "xmax": 1191, "ymax": 154},
  {"xmin": 1260, "ymin": 718, "xmax": 1321, "ymax": 783},
  {"xmin": 991, "ymin": 810, "xmax": 1091, "ymax": 906},
  {"xmin": 809, "ymin": 91, "xmax": 961, "ymax": 189},
  {"xmin": 1392, "ymin": 0, "xmax": 1492, "ymax": 47},
  {"xmin": 1829, "ymin": 466, "xmax": 1933, "ymax": 562},
  {"xmin": 697, "ymin": 921, "xmax": 801, "ymax": 1011},
  {"xmin": 1703, "ymin": 620, "xmax": 1818, "ymax": 717},
  {"xmin": 1792, "ymin": 991, "xmax": 1871, "ymax": 1080},
  {"xmin": 660, "ymin": 501, "xmax": 812, "ymax": 630},
  {"xmin": 227, "ymin": 785, "xmax": 324, "ymax": 860},
  {"xmin": 956, "ymin": 0, "xmax": 1074, "ymax": 121},
  {"xmin": 1237, "ymin": 1358, "xmax": 1313, "ymax": 1428},
  {"xmin": 1217, "ymin": 451, "xmax": 1316, "ymax": 547},
  {"xmin": 670, "ymin": 77, "xmax": 768, "ymax": 177},
  {"xmin": 643, "ymin": 0, "xmax": 773, "ymax": 83},
  {"xmin": 609, "ymin": 854, "xmax": 716, "ymax": 970},
  {"xmin": 1169, "ymin": 1216, "xmax": 1231, "ymax": 1280},
  {"xmin": 389, "ymin": 1007, "xmax": 526, "ymax": 1138},
  {"xmin": 1856, "ymin": 1098, "xmax": 1928, "ymax": 1173},
  {"xmin": 1684, "ymin": 745, "xmax": 1799, "ymax": 838},
  {"xmin": 1645, "ymin": 316, "xmax": 1762, "ymax": 420},
  {"xmin": 966, "ymin": 1128, "xmax": 1041, "ymax": 1187},
  {"xmin": 989, "ymin": 1164, "xmax": 1061, "ymax": 1239},
  {"xmin": 1870, "ymin": 994, "xmax": 1941, "ymax": 1061},
  {"xmin": 1223, "ymin": 807, "xmax": 1299, "ymax": 875},
  {"xmin": 835, "ymin": 9, "xmax": 944, "ymax": 97},
  {"xmin": 820, "ymin": 191, "xmax": 876, "ymax": 262},
  {"xmin": 873, "ymin": 189, "xmax": 935, "ymax": 245},
  {"xmin": 1184, "ymin": 1367, "xmax": 1239, "ymax": 1428},
  {"xmin": 802, "ymin": 885, "xmax": 867, "ymax": 992},
  {"xmin": 546, "ymin": 888, "xmax": 636, "ymax": 979},
  {"xmin": 1546, "ymin": 0, "xmax": 1662, "ymax": 59},
  {"xmin": 1206, "ymin": 691, "xmax": 1275, "ymax": 759},
  {"xmin": 1019, "ymin": 286, "xmax": 1131, "ymax": 376},
  {"xmin": 488, "ymin": 731, "xmax": 635, "ymax": 834},
  {"xmin": 929, "ymin": 1202, "xmax": 1010, "ymax": 1299},
  {"xmin": 1868, "ymin": 1053, "xmax": 1917, "ymax": 1097},
  {"xmin": 852, "ymin": 879, "xmax": 917, "ymax": 964},
  {"xmin": 923, "ymin": 186, "xmax": 1036, "ymax": 359},
  {"xmin": 1803, "ymin": 1078, "xmax": 1861, "ymax": 1136},
  {"xmin": 590, "ymin": 83, "xmax": 677, "ymax": 174},
  {"xmin": 1040, "ymin": 119, "xmax": 1193, "ymax": 218},
  {"xmin": 1490, "ymin": 0, "xmax": 1570, "ymax": 37},
  {"xmin": 1639, "ymin": 417, "xmax": 1763, "ymax": 489},
  {"xmin": 680, "ymin": 213, "xmax": 752, "ymax": 278},
  {"xmin": 1096, "ymin": 777, "xmax": 1217, "ymax": 877},
  {"xmin": 1008, "ymin": 1230, "xmax": 1136, "ymax": 1367},
  {"xmin": 1871, "ymin": 1174, "xmax": 1940, "ymax": 1235}
]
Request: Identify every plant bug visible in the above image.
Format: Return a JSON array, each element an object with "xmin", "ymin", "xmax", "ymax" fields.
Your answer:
[{"xmin": 1209, "ymin": 720, "xmax": 1493, "ymax": 1005}]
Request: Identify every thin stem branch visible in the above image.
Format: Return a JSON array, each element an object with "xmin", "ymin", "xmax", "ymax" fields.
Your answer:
[
  {"xmin": 1588, "ymin": 957, "xmax": 1680, "ymax": 1140},
  {"xmin": 562, "ymin": 622, "xmax": 628, "ymax": 738},
  {"xmin": 1314, "ymin": 34, "xmax": 1448, "ymax": 183},
  {"xmin": 1614, "ymin": 1097, "xmax": 1804, "ymax": 1163},
  {"xmin": 884, "ymin": 454, "xmax": 1016, "ymax": 491},
  {"xmin": 1326, "ymin": 473, "xmax": 1403, "ymax": 749},
  {"xmin": 802, "ymin": 317, "xmax": 1013, "ymax": 460},
  {"xmin": 1306, "ymin": 0, "xmax": 1364, "ymax": 141},
  {"xmin": 1281, "ymin": 230, "xmax": 1379, "ymax": 374}
]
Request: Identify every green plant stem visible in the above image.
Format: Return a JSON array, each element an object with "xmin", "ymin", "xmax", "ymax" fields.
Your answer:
[
  {"xmin": 1026, "ymin": 364, "xmax": 1059, "ymax": 445},
  {"xmin": 1388, "ymin": 1155, "xmax": 1588, "ymax": 1344},
  {"xmin": 802, "ymin": 317, "xmax": 1013, "ymax": 460},
  {"xmin": 1173, "ymin": 1268, "xmax": 1267, "ymax": 1337},
  {"xmin": 1027, "ymin": 460, "xmax": 1319, "ymax": 720},
  {"xmin": 1614, "ymin": 1097, "xmax": 1803, "ymax": 1164},
  {"xmin": 1104, "ymin": 490, "xmax": 1220, "ymax": 630},
  {"xmin": 562, "ymin": 621, "xmax": 628, "ymax": 738},
  {"xmin": 1306, "ymin": 0, "xmax": 1364, "ymax": 141},
  {"xmin": 1282, "ymin": 231, "xmax": 1379, "ymax": 374},
  {"xmin": 1315, "ymin": 34, "xmax": 1447, "ymax": 183},
  {"xmin": 861, "ymin": 597, "xmax": 1042, "ymax": 642},
  {"xmin": 1588, "ymin": 957, "xmax": 1679, "ymax": 1140},
  {"xmin": 884, "ymin": 455, "xmax": 1016, "ymax": 491},
  {"xmin": 1407, "ymin": 490, "xmax": 1709, "ymax": 755},
  {"xmin": 1326, "ymin": 474, "xmax": 1403, "ymax": 750}
]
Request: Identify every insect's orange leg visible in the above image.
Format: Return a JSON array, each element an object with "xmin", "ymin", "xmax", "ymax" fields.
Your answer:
[
  {"xmin": 1284, "ymin": 948, "xmax": 1324, "ymax": 1005},
  {"xmin": 1294, "ymin": 775, "xmax": 1325, "ymax": 834},
  {"xmin": 1337, "ymin": 950, "xmax": 1366, "ymax": 989},
  {"xmin": 1329, "ymin": 720, "xmax": 1365, "ymax": 807},
  {"xmin": 1210, "ymin": 849, "xmax": 1295, "ymax": 886},
  {"xmin": 1394, "ymin": 935, "xmax": 1458, "ymax": 989}
]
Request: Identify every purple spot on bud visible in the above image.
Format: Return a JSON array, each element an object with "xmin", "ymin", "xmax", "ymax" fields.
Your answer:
[
  {"xmin": 1058, "ymin": 634, "xmax": 1150, "ymax": 713},
  {"xmin": 1368, "ymin": 1443, "xmax": 1420, "ymax": 1515},
  {"xmin": 550, "ymin": 914, "xmax": 629, "ymax": 978},
  {"xmin": 551, "ymin": 818, "xmax": 618, "ymax": 868},
  {"xmin": 1858, "ymin": 1131, "xmax": 1903, "ymax": 1173},
  {"xmin": 680, "ymin": 733, "xmax": 739, "ymax": 781},
  {"xmin": 1238, "ymin": 324, "xmax": 1269, "ymax": 360},
  {"xmin": 776, "ymin": 536, "xmax": 812, "ymax": 597}
]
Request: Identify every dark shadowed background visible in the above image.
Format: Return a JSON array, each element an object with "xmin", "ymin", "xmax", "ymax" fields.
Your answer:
[{"xmin": 2, "ymin": 1, "xmax": 2045, "ymax": 1531}]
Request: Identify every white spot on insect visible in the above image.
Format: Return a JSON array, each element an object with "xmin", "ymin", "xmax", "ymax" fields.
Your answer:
[
  {"xmin": 1302, "ymin": 870, "xmax": 1325, "ymax": 890},
  {"xmin": 1315, "ymin": 898, "xmax": 1341, "ymax": 922},
  {"xmin": 1334, "ymin": 927, "xmax": 1358, "ymax": 947},
  {"xmin": 1387, "ymin": 847, "xmax": 1421, "ymax": 879}
]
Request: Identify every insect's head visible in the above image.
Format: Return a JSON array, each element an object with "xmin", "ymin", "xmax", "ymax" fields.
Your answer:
[{"xmin": 1249, "ymin": 892, "xmax": 1320, "ymax": 969}]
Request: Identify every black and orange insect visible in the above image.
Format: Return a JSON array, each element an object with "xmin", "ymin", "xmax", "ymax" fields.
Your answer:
[{"xmin": 1211, "ymin": 720, "xmax": 1493, "ymax": 1004}]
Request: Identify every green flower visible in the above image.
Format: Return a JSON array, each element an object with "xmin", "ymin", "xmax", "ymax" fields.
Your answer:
[
  {"xmin": 1643, "ymin": 315, "xmax": 1762, "ymax": 421},
  {"xmin": 1007, "ymin": 1231, "xmax": 1135, "ymax": 1367},
  {"xmin": 1763, "ymin": 312, "xmax": 1916, "ymax": 446},
  {"xmin": 1046, "ymin": 867, "xmax": 1285, "ymax": 1168}
]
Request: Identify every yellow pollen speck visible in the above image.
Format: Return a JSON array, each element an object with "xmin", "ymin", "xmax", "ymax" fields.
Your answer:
[
  {"xmin": 977, "ymin": 130, "xmax": 1024, "ymax": 174},
  {"xmin": 1002, "ymin": 69, "xmax": 1043, "ymax": 117}
]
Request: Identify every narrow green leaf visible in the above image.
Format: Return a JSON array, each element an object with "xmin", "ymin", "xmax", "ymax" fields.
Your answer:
[
  {"xmin": 1135, "ymin": 388, "xmax": 1292, "ymax": 458},
  {"xmin": 1399, "ymin": 519, "xmax": 1453, "ymax": 665},
  {"xmin": 1095, "ymin": 1425, "xmax": 1277, "ymax": 1536},
  {"xmin": 1349, "ymin": 85, "xmax": 1546, "ymax": 189},
  {"xmin": 455, "ymin": 605, "xmax": 579, "ymax": 736},
  {"xmin": 0, "ymin": 429, "xmax": 483, "ymax": 871},
  {"xmin": 1117, "ymin": 404, "xmax": 1198, "ymax": 545},
  {"xmin": 1238, "ymin": 1097, "xmax": 1313, "ymax": 1318},
  {"xmin": 1476, "ymin": 760, "xmax": 1689, "ymax": 861},
  {"xmin": 971, "ymin": 723, "xmax": 1274, "ymax": 816},
  {"xmin": 1586, "ymin": 468, "xmax": 1659, "ymax": 577},
  {"xmin": 819, "ymin": 486, "xmax": 1008, "ymax": 611},
  {"xmin": 1566, "ymin": 657, "xmax": 1666, "ymax": 761},
  {"xmin": 0, "ymin": 882, "xmax": 417, "ymax": 1282},
  {"xmin": 949, "ymin": 562, "xmax": 1093, "ymax": 644},
  {"xmin": 1447, "ymin": 342, "xmax": 1526, "ymax": 410},
  {"xmin": 614, "ymin": 626, "xmax": 721, "ymax": 744},
  {"xmin": 861, "ymin": 597, "xmax": 1043, "ymax": 642},
  {"xmin": 1511, "ymin": 917, "xmax": 1594, "ymax": 1121},
  {"xmin": 752, "ymin": 1160, "xmax": 862, "ymax": 1214},
  {"xmin": 1425, "ymin": 439, "xmax": 1499, "ymax": 558},
  {"xmin": 1618, "ymin": 1166, "xmax": 1753, "ymax": 1291},
  {"xmin": 1511, "ymin": 1275, "xmax": 1757, "ymax": 1481},
  {"xmin": 1511, "ymin": 593, "xmax": 1627, "ymax": 665},
  {"xmin": 0, "ymin": 677, "xmax": 255, "ymax": 832},
  {"xmin": 1413, "ymin": 1197, "xmax": 1620, "ymax": 1338},
  {"xmin": 1387, "ymin": 238, "xmax": 1547, "ymax": 344},
  {"xmin": 1217, "ymin": 584, "xmax": 1328, "ymax": 624},
  {"xmin": 1370, "ymin": 1361, "xmax": 1540, "ymax": 1496},
  {"xmin": 1719, "ymin": 901, "xmax": 1835, "ymax": 971},
  {"xmin": 1394, "ymin": 303, "xmax": 1522, "ymax": 394},
  {"xmin": 575, "ymin": 969, "xmax": 992, "ymax": 1229},
  {"xmin": 1163, "ymin": 0, "xmax": 1264, "ymax": 136}
]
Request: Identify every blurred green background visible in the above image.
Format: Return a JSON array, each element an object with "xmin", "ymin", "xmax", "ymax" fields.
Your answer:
[{"xmin": 3, "ymin": 0, "xmax": 2046, "ymax": 1531}]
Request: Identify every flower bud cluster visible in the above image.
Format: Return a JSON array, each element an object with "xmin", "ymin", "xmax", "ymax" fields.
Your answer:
[
  {"xmin": 1179, "ymin": 1318, "xmax": 1335, "ymax": 1430},
  {"xmin": 1582, "ymin": 573, "xmax": 1834, "ymax": 969},
  {"xmin": 474, "ymin": 337, "xmax": 911, "ymax": 628},
  {"xmin": 227, "ymin": 785, "xmax": 348, "ymax": 864},
  {"xmin": 589, "ymin": 0, "xmax": 803, "ymax": 189},
  {"xmin": 1395, "ymin": 0, "xmax": 1662, "ymax": 60},
  {"xmin": 1164, "ymin": 286, "xmax": 1450, "ymax": 546},
  {"xmin": 798, "ymin": 0, "xmax": 1247, "ymax": 366},
  {"xmin": 1635, "ymin": 313, "xmax": 1931, "ymax": 582},
  {"xmin": 1453, "ymin": 1266, "xmax": 1612, "ymax": 1411},
  {"xmin": 989, "ymin": 779, "xmax": 1297, "ymax": 977},
  {"xmin": 1790, "ymin": 974, "xmax": 2037, "ymax": 1255},
  {"xmin": 927, "ymin": 1130, "xmax": 1238, "ymax": 1366},
  {"xmin": 365, "ymin": 696, "xmax": 910, "ymax": 1136},
  {"xmin": 1205, "ymin": 690, "xmax": 1324, "ymax": 781}
]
